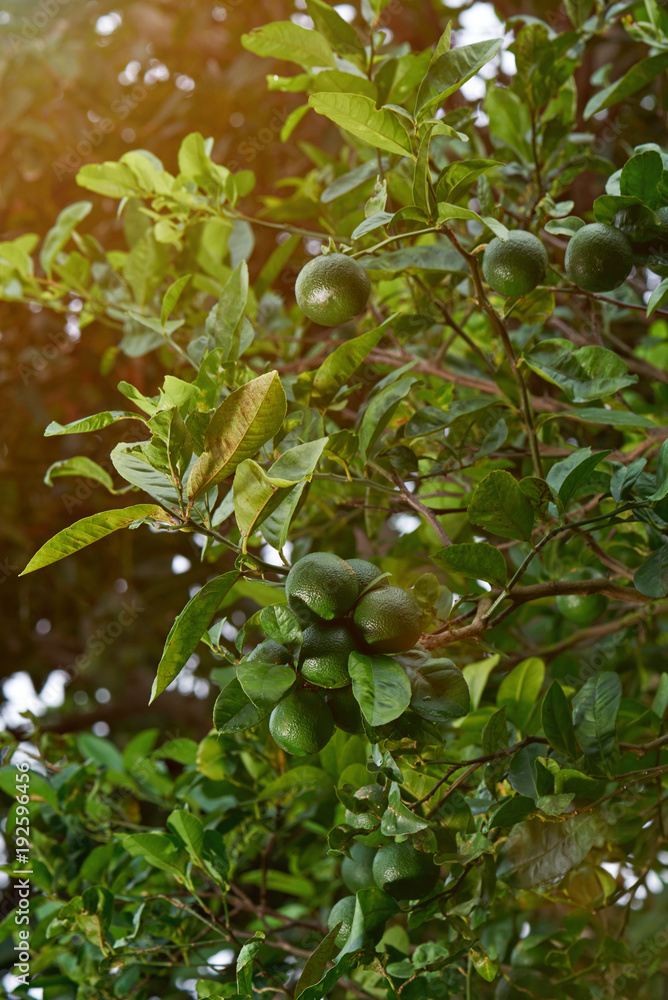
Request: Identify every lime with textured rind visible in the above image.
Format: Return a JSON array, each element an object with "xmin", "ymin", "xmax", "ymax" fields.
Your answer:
[
  {"xmin": 564, "ymin": 222, "xmax": 633, "ymax": 292},
  {"xmin": 341, "ymin": 841, "xmax": 377, "ymax": 893},
  {"xmin": 245, "ymin": 639, "xmax": 291, "ymax": 664},
  {"xmin": 327, "ymin": 895, "xmax": 356, "ymax": 947},
  {"xmin": 372, "ymin": 841, "xmax": 439, "ymax": 901},
  {"xmin": 324, "ymin": 685, "xmax": 364, "ymax": 734},
  {"xmin": 268, "ymin": 688, "xmax": 334, "ymax": 756},
  {"xmin": 482, "ymin": 230, "xmax": 548, "ymax": 297},
  {"xmin": 352, "ymin": 586, "xmax": 423, "ymax": 654},
  {"xmin": 299, "ymin": 621, "xmax": 357, "ymax": 689},
  {"xmin": 346, "ymin": 558, "xmax": 389, "ymax": 596},
  {"xmin": 295, "ymin": 252, "xmax": 371, "ymax": 326},
  {"xmin": 286, "ymin": 552, "xmax": 358, "ymax": 622}
]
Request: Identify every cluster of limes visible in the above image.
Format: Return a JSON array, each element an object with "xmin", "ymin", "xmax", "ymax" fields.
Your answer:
[
  {"xmin": 481, "ymin": 221, "xmax": 635, "ymax": 297},
  {"xmin": 250, "ymin": 552, "xmax": 423, "ymax": 757},
  {"xmin": 327, "ymin": 839, "xmax": 440, "ymax": 944}
]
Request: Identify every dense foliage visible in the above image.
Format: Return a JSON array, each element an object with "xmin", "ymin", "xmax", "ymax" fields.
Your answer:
[{"xmin": 5, "ymin": 1, "xmax": 668, "ymax": 998}]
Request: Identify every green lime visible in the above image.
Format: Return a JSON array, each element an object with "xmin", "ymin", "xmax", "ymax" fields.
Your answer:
[
  {"xmin": 353, "ymin": 586, "xmax": 422, "ymax": 654},
  {"xmin": 346, "ymin": 558, "xmax": 389, "ymax": 596},
  {"xmin": 372, "ymin": 842, "xmax": 439, "ymax": 901},
  {"xmin": 341, "ymin": 842, "xmax": 377, "ymax": 893},
  {"xmin": 286, "ymin": 552, "xmax": 358, "ymax": 622},
  {"xmin": 327, "ymin": 895, "xmax": 356, "ymax": 947},
  {"xmin": 324, "ymin": 685, "xmax": 365, "ymax": 734},
  {"xmin": 556, "ymin": 591, "xmax": 607, "ymax": 625},
  {"xmin": 268, "ymin": 689, "xmax": 334, "ymax": 757},
  {"xmin": 299, "ymin": 621, "xmax": 356, "ymax": 688},
  {"xmin": 482, "ymin": 230, "xmax": 548, "ymax": 297},
  {"xmin": 245, "ymin": 639, "xmax": 291, "ymax": 664},
  {"xmin": 295, "ymin": 252, "xmax": 371, "ymax": 326},
  {"xmin": 564, "ymin": 222, "xmax": 633, "ymax": 292}
]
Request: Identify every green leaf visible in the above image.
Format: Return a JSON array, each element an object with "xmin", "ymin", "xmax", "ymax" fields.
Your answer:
[
  {"xmin": 213, "ymin": 677, "xmax": 268, "ymax": 733},
  {"xmin": 415, "ymin": 39, "xmax": 502, "ymax": 117},
  {"xmin": 359, "ymin": 244, "xmax": 467, "ymax": 274},
  {"xmin": 544, "ymin": 216, "xmax": 585, "ymax": 237},
  {"xmin": 572, "ymin": 672, "xmax": 622, "ymax": 768},
  {"xmin": 620, "ymin": 150, "xmax": 664, "ymax": 208},
  {"xmin": 311, "ymin": 316, "xmax": 394, "ymax": 408},
  {"xmin": 44, "ymin": 411, "xmax": 146, "ymax": 436},
  {"xmin": 405, "ymin": 658, "xmax": 471, "ymax": 721},
  {"xmin": 110, "ymin": 443, "xmax": 182, "ymax": 510},
  {"xmin": 584, "ymin": 52, "xmax": 668, "ymax": 119},
  {"xmin": 0, "ymin": 767, "xmax": 58, "ymax": 809},
  {"xmin": 485, "ymin": 87, "xmax": 532, "ymax": 161},
  {"xmin": 359, "ymin": 375, "xmax": 418, "ymax": 461},
  {"xmin": 523, "ymin": 339, "xmax": 637, "ymax": 403},
  {"xmin": 296, "ymin": 953, "xmax": 360, "ymax": 1000},
  {"xmin": 161, "ymin": 274, "xmax": 191, "ymax": 324},
  {"xmin": 308, "ymin": 93, "xmax": 414, "ymax": 157},
  {"xmin": 547, "ymin": 448, "xmax": 612, "ymax": 510},
  {"xmin": 436, "ymin": 202, "xmax": 508, "ymax": 239},
  {"xmin": 435, "ymin": 542, "xmax": 507, "ymax": 587},
  {"xmin": 44, "ymin": 457, "xmax": 115, "ymax": 492},
  {"xmin": 489, "ymin": 795, "xmax": 535, "ymax": 829},
  {"xmin": 166, "ymin": 810, "xmax": 204, "ymax": 863},
  {"xmin": 241, "ymin": 21, "xmax": 335, "ymax": 69},
  {"xmin": 482, "ymin": 708, "xmax": 509, "ymax": 755},
  {"xmin": 237, "ymin": 660, "xmax": 296, "ymax": 713},
  {"xmin": 468, "ymin": 470, "xmax": 534, "ymax": 542},
  {"xmin": 566, "ymin": 407, "xmax": 655, "ymax": 429},
  {"xmin": 262, "ymin": 438, "xmax": 329, "ymax": 550},
  {"xmin": 348, "ymin": 652, "xmax": 412, "ymax": 725},
  {"xmin": 258, "ymin": 605, "xmax": 303, "ymax": 651},
  {"xmin": 304, "ymin": 0, "xmax": 365, "ymax": 57},
  {"xmin": 20, "ymin": 504, "xmax": 166, "ymax": 575},
  {"xmin": 497, "ymin": 657, "xmax": 545, "ymax": 733},
  {"xmin": 381, "ymin": 781, "xmax": 428, "ymax": 835},
  {"xmin": 150, "ymin": 572, "xmax": 238, "ymax": 703},
  {"xmin": 497, "ymin": 815, "xmax": 602, "ymax": 887},
  {"xmin": 542, "ymin": 682, "xmax": 578, "ymax": 757},
  {"xmin": 646, "ymin": 277, "xmax": 668, "ymax": 318},
  {"xmin": 294, "ymin": 925, "xmax": 343, "ymax": 1000},
  {"xmin": 237, "ymin": 932, "xmax": 265, "ymax": 997},
  {"xmin": 508, "ymin": 744, "xmax": 543, "ymax": 799},
  {"xmin": 634, "ymin": 545, "xmax": 668, "ymax": 598},
  {"xmin": 233, "ymin": 459, "xmax": 298, "ymax": 545},
  {"xmin": 122, "ymin": 832, "xmax": 189, "ymax": 879},
  {"xmin": 205, "ymin": 261, "xmax": 249, "ymax": 361},
  {"xmin": 187, "ymin": 371, "xmax": 287, "ymax": 500},
  {"xmin": 76, "ymin": 162, "xmax": 140, "ymax": 198},
  {"xmin": 40, "ymin": 201, "xmax": 92, "ymax": 276}
]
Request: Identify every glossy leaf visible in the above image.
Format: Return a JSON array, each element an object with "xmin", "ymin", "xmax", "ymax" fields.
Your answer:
[
  {"xmin": 349, "ymin": 652, "xmax": 412, "ymax": 726},
  {"xmin": 497, "ymin": 657, "xmax": 545, "ymax": 733},
  {"xmin": 435, "ymin": 542, "xmax": 507, "ymax": 587},
  {"xmin": 468, "ymin": 470, "xmax": 534, "ymax": 542},
  {"xmin": 523, "ymin": 339, "xmax": 637, "ymax": 403},
  {"xmin": 572, "ymin": 672, "xmax": 622, "ymax": 768},
  {"xmin": 309, "ymin": 93, "xmax": 414, "ymax": 157},
  {"xmin": 150, "ymin": 572, "xmax": 239, "ymax": 703},
  {"xmin": 20, "ymin": 504, "xmax": 166, "ymax": 575},
  {"xmin": 187, "ymin": 371, "xmax": 287, "ymax": 500},
  {"xmin": 406, "ymin": 658, "xmax": 471, "ymax": 721},
  {"xmin": 542, "ymin": 682, "xmax": 578, "ymax": 757}
]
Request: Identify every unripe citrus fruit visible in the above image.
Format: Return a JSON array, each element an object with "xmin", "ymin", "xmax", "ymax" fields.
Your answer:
[
  {"xmin": 286, "ymin": 552, "xmax": 358, "ymax": 622},
  {"xmin": 353, "ymin": 586, "xmax": 422, "ymax": 654},
  {"xmin": 346, "ymin": 558, "xmax": 388, "ymax": 596},
  {"xmin": 556, "ymin": 591, "xmax": 607, "ymax": 625},
  {"xmin": 482, "ymin": 230, "xmax": 548, "ymax": 296},
  {"xmin": 268, "ymin": 689, "xmax": 334, "ymax": 756},
  {"xmin": 341, "ymin": 842, "xmax": 377, "ymax": 893},
  {"xmin": 324, "ymin": 685, "xmax": 364, "ymax": 734},
  {"xmin": 564, "ymin": 222, "xmax": 633, "ymax": 292},
  {"xmin": 299, "ymin": 622, "xmax": 356, "ymax": 688},
  {"xmin": 245, "ymin": 639, "xmax": 290, "ymax": 664},
  {"xmin": 372, "ymin": 841, "xmax": 439, "ymax": 900},
  {"xmin": 295, "ymin": 252, "xmax": 371, "ymax": 326},
  {"xmin": 327, "ymin": 895, "xmax": 356, "ymax": 946}
]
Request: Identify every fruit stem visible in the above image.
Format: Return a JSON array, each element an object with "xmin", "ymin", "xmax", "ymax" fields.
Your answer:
[{"xmin": 349, "ymin": 226, "xmax": 442, "ymax": 258}]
